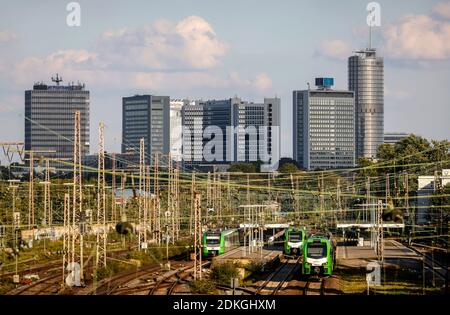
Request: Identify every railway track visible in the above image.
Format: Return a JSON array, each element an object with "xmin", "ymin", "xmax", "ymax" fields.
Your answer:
[
  {"xmin": 91, "ymin": 261, "xmax": 210, "ymax": 295},
  {"xmin": 89, "ymin": 263, "xmax": 162, "ymax": 295},
  {"xmin": 149, "ymin": 261, "xmax": 211, "ymax": 295},
  {"xmin": 255, "ymin": 257, "xmax": 301, "ymax": 295},
  {"xmin": 303, "ymin": 278, "xmax": 324, "ymax": 295},
  {"xmin": 388, "ymin": 240, "xmax": 448, "ymax": 281},
  {"xmin": 6, "ymin": 273, "xmax": 63, "ymax": 295}
]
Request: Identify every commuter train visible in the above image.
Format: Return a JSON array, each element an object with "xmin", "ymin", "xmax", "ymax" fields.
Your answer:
[
  {"xmin": 283, "ymin": 227, "xmax": 305, "ymax": 257},
  {"xmin": 302, "ymin": 233, "xmax": 336, "ymax": 276},
  {"xmin": 202, "ymin": 228, "xmax": 240, "ymax": 257}
]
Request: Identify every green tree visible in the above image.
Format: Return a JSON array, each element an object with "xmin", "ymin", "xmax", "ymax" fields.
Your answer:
[
  {"xmin": 392, "ymin": 134, "xmax": 431, "ymax": 166},
  {"xmin": 377, "ymin": 143, "xmax": 395, "ymax": 161},
  {"xmin": 278, "ymin": 163, "xmax": 299, "ymax": 174},
  {"xmin": 228, "ymin": 162, "xmax": 259, "ymax": 173}
]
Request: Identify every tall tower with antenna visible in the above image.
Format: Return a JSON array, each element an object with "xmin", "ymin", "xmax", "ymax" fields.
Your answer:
[{"xmin": 348, "ymin": 24, "xmax": 384, "ymax": 160}]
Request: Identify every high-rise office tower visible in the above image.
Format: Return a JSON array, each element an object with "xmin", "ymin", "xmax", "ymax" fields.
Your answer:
[
  {"xmin": 181, "ymin": 100, "xmax": 205, "ymax": 167},
  {"xmin": 293, "ymin": 78, "xmax": 355, "ymax": 170},
  {"xmin": 348, "ymin": 48, "xmax": 384, "ymax": 159},
  {"xmin": 233, "ymin": 98, "xmax": 280, "ymax": 167},
  {"xmin": 170, "ymin": 99, "xmax": 188, "ymax": 162},
  {"xmin": 182, "ymin": 98, "xmax": 235, "ymax": 167},
  {"xmin": 25, "ymin": 75, "xmax": 90, "ymax": 160},
  {"xmin": 121, "ymin": 95, "xmax": 170, "ymax": 164},
  {"xmin": 182, "ymin": 97, "xmax": 280, "ymax": 171}
]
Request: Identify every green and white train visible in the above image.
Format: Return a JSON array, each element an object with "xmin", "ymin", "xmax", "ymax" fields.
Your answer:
[
  {"xmin": 283, "ymin": 227, "xmax": 305, "ymax": 256},
  {"xmin": 302, "ymin": 234, "xmax": 336, "ymax": 276},
  {"xmin": 202, "ymin": 228, "xmax": 240, "ymax": 257}
]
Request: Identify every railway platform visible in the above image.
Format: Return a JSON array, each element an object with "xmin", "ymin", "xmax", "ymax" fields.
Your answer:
[{"xmin": 213, "ymin": 246, "xmax": 282, "ymax": 267}]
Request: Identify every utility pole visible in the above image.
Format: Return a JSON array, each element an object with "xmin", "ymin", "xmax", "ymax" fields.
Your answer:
[
  {"xmin": 193, "ymin": 192, "xmax": 202, "ymax": 280},
  {"xmin": 96, "ymin": 122, "xmax": 107, "ymax": 268},
  {"xmin": 138, "ymin": 138, "xmax": 146, "ymax": 250},
  {"xmin": 227, "ymin": 173, "xmax": 231, "ymax": 219},
  {"xmin": 318, "ymin": 174, "xmax": 324, "ymax": 222},
  {"xmin": 62, "ymin": 193, "xmax": 70, "ymax": 287},
  {"xmin": 8, "ymin": 180, "xmax": 20, "ymax": 285},
  {"xmin": 153, "ymin": 152, "xmax": 161, "ymax": 245},
  {"xmin": 111, "ymin": 153, "xmax": 117, "ymax": 223},
  {"xmin": 190, "ymin": 172, "xmax": 196, "ymax": 235},
  {"xmin": 175, "ymin": 160, "xmax": 180, "ymax": 241},
  {"xmin": 28, "ymin": 150, "xmax": 34, "ymax": 229},
  {"xmin": 120, "ymin": 171, "xmax": 127, "ymax": 221},
  {"xmin": 337, "ymin": 178, "xmax": 342, "ymax": 222},
  {"xmin": 366, "ymin": 177, "xmax": 371, "ymax": 223},
  {"xmin": 216, "ymin": 173, "xmax": 222, "ymax": 224},
  {"xmin": 44, "ymin": 159, "xmax": 51, "ymax": 226},
  {"xmin": 404, "ymin": 171, "xmax": 410, "ymax": 224},
  {"xmin": 246, "ymin": 174, "xmax": 250, "ymax": 204},
  {"xmin": 385, "ymin": 173, "xmax": 390, "ymax": 204},
  {"xmin": 206, "ymin": 172, "xmax": 212, "ymax": 220},
  {"xmin": 167, "ymin": 153, "xmax": 175, "ymax": 244},
  {"xmin": 376, "ymin": 199, "xmax": 384, "ymax": 263},
  {"xmin": 295, "ymin": 176, "xmax": 300, "ymax": 221},
  {"xmin": 72, "ymin": 111, "xmax": 84, "ymax": 285},
  {"xmin": 290, "ymin": 174, "xmax": 297, "ymax": 220},
  {"xmin": 145, "ymin": 165, "xmax": 150, "ymax": 243}
]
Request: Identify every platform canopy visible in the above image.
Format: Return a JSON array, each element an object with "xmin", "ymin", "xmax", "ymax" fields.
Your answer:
[{"xmin": 336, "ymin": 223, "xmax": 405, "ymax": 229}]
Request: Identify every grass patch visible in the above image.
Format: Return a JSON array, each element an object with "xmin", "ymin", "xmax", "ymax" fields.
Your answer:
[
  {"xmin": 210, "ymin": 261, "xmax": 241, "ymax": 286},
  {"xmin": 190, "ymin": 279, "xmax": 216, "ymax": 294},
  {"xmin": 335, "ymin": 265, "xmax": 443, "ymax": 295}
]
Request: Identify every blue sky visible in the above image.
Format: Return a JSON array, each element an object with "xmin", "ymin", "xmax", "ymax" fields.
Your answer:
[{"xmin": 0, "ymin": 0, "xmax": 449, "ymax": 160}]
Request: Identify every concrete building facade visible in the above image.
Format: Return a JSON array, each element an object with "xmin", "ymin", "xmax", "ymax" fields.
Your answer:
[
  {"xmin": 170, "ymin": 99, "xmax": 188, "ymax": 162},
  {"xmin": 25, "ymin": 79, "xmax": 90, "ymax": 161},
  {"xmin": 293, "ymin": 78, "xmax": 355, "ymax": 170},
  {"xmin": 182, "ymin": 97, "xmax": 280, "ymax": 171}
]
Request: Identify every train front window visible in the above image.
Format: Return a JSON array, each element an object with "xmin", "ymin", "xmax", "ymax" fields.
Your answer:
[
  {"xmin": 289, "ymin": 232, "xmax": 302, "ymax": 242},
  {"xmin": 206, "ymin": 237, "xmax": 220, "ymax": 245},
  {"xmin": 307, "ymin": 243, "xmax": 327, "ymax": 258}
]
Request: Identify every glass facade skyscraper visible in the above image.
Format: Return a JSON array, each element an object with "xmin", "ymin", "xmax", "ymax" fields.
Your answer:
[
  {"xmin": 121, "ymin": 95, "xmax": 170, "ymax": 164},
  {"xmin": 348, "ymin": 48, "xmax": 384, "ymax": 159},
  {"xmin": 24, "ymin": 81, "xmax": 90, "ymax": 161}
]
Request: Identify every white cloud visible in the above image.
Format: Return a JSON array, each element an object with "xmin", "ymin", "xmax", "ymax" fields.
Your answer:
[
  {"xmin": 2, "ymin": 16, "xmax": 271, "ymax": 97},
  {"xmin": 252, "ymin": 73, "xmax": 272, "ymax": 91},
  {"xmin": 315, "ymin": 39, "xmax": 351, "ymax": 60},
  {"xmin": 383, "ymin": 14, "xmax": 450, "ymax": 60},
  {"xmin": 228, "ymin": 72, "xmax": 272, "ymax": 92},
  {"xmin": 433, "ymin": 2, "xmax": 450, "ymax": 19},
  {"xmin": 12, "ymin": 49, "xmax": 98, "ymax": 84},
  {"xmin": 96, "ymin": 15, "xmax": 228, "ymax": 70},
  {"xmin": 0, "ymin": 30, "xmax": 17, "ymax": 43}
]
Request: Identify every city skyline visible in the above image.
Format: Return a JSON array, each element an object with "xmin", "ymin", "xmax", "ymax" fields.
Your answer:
[{"xmin": 1, "ymin": 0, "xmax": 450, "ymax": 163}]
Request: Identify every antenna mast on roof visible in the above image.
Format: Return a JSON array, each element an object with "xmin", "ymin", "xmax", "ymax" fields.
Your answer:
[{"xmin": 51, "ymin": 73, "xmax": 63, "ymax": 86}]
